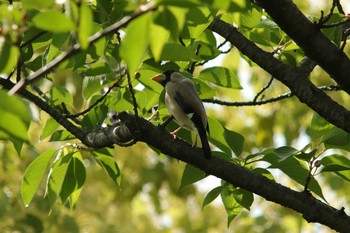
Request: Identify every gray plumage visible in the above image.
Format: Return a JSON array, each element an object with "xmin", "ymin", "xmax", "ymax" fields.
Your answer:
[{"xmin": 152, "ymin": 71, "xmax": 211, "ymax": 159}]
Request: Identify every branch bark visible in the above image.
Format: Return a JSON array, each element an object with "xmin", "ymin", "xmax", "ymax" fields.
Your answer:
[
  {"xmin": 254, "ymin": 0, "xmax": 350, "ymax": 94},
  {"xmin": 2, "ymin": 78, "xmax": 350, "ymax": 231},
  {"xmin": 208, "ymin": 18, "xmax": 350, "ymax": 132},
  {"xmin": 115, "ymin": 112, "xmax": 350, "ymax": 232}
]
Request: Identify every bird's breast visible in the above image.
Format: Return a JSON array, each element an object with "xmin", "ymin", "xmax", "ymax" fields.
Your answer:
[{"xmin": 165, "ymin": 93, "xmax": 197, "ymax": 132}]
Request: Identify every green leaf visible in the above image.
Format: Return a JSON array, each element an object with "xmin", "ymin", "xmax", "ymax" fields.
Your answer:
[
  {"xmin": 47, "ymin": 151, "xmax": 73, "ymax": 209},
  {"xmin": 21, "ymin": 149, "xmax": 57, "ymax": 206},
  {"xmin": 32, "ymin": 11, "xmax": 75, "ymax": 33},
  {"xmin": 150, "ymin": 10, "xmax": 172, "ymax": 61},
  {"xmin": 186, "ymin": 7, "xmax": 213, "ymax": 39},
  {"xmin": 221, "ymin": 185, "xmax": 244, "ymax": 227},
  {"xmin": 320, "ymin": 154, "xmax": 350, "ymax": 173},
  {"xmin": 309, "ymin": 113, "xmax": 343, "ymax": 144},
  {"xmin": 82, "ymin": 76, "xmax": 104, "ymax": 100},
  {"xmin": 50, "ymin": 86, "xmax": 74, "ymax": 107},
  {"xmin": 156, "ymin": 0, "xmax": 200, "ymax": 8},
  {"xmin": 232, "ymin": 188, "xmax": 254, "ymax": 210},
  {"xmin": 159, "ymin": 43, "xmax": 200, "ymax": 61},
  {"xmin": 202, "ymin": 186, "xmax": 223, "ymax": 209},
  {"xmin": 321, "ymin": 13, "xmax": 343, "ymax": 46},
  {"xmin": 120, "ymin": 14, "xmax": 150, "ymax": 76},
  {"xmin": 84, "ymin": 62, "xmax": 112, "ymax": 76},
  {"xmin": 0, "ymin": 38, "xmax": 19, "ymax": 74},
  {"xmin": 179, "ymin": 164, "xmax": 206, "ymax": 190},
  {"xmin": 241, "ymin": 5, "xmax": 262, "ymax": 29},
  {"xmin": 78, "ymin": 2, "xmax": 93, "ymax": 49},
  {"xmin": 198, "ymin": 67, "xmax": 242, "ymax": 89},
  {"xmin": 223, "ymin": 127, "xmax": 245, "ymax": 156},
  {"xmin": 252, "ymin": 168, "xmax": 275, "ymax": 181},
  {"xmin": 93, "ymin": 148, "xmax": 121, "ymax": 186},
  {"xmin": 207, "ymin": 117, "xmax": 243, "ymax": 156},
  {"xmin": 22, "ymin": 0, "xmax": 55, "ymax": 9},
  {"xmin": 264, "ymin": 154, "xmax": 326, "ymax": 201},
  {"xmin": 41, "ymin": 118, "xmax": 60, "ymax": 140},
  {"xmin": 81, "ymin": 102, "xmax": 108, "ymax": 129},
  {"xmin": 274, "ymin": 146, "xmax": 299, "ymax": 161},
  {"xmin": 49, "ymin": 130, "xmax": 76, "ymax": 141},
  {"xmin": 60, "ymin": 153, "xmax": 86, "ymax": 208},
  {"xmin": 0, "ymin": 112, "xmax": 29, "ymax": 141}
]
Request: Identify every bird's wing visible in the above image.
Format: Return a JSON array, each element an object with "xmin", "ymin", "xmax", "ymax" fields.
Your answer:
[{"xmin": 173, "ymin": 79, "xmax": 209, "ymax": 133}]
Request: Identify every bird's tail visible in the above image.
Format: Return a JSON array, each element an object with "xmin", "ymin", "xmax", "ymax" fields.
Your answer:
[
  {"xmin": 199, "ymin": 131, "xmax": 211, "ymax": 159},
  {"xmin": 192, "ymin": 113, "xmax": 211, "ymax": 159}
]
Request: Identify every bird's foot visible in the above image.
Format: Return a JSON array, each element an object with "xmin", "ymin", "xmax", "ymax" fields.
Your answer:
[
  {"xmin": 170, "ymin": 131, "xmax": 178, "ymax": 139},
  {"xmin": 170, "ymin": 126, "xmax": 182, "ymax": 139}
]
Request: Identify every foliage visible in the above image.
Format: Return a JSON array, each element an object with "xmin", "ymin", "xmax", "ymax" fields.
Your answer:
[{"xmin": 0, "ymin": 0, "xmax": 350, "ymax": 232}]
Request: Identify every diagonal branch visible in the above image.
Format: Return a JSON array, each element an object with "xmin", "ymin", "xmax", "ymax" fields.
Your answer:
[
  {"xmin": 9, "ymin": 3, "xmax": 156, "ymax": 95},
  {"xmin": 254, "ymin": 0, "xmax": 350, "ymax": 95},
  {"xmin": 116, "ymin": 112, "xmax": 350, "ymax": 232},
  {"xmin": 203, "ymin": 85, "xmax": 341, "ymax": 107},
  {"xmin": 2, "ymin": 77, "xmax": 350, "ymax": 231},
  {"xmin": 208, "ymin": 18, "xmax": 350, "ymax": 132}
]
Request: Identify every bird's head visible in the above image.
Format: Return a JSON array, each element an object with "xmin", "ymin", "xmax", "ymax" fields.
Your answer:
[{"xmin": 151, "ymin": 70, "xmax": 184, "ymax": 86}]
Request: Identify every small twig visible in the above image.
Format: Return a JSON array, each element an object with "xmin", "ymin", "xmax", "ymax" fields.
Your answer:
[
  {"xmin": 253, "ymin": 77, "xmax": 274, "ymax": 102},
  {"xmin": 320, "ymin": 17, "xmax": 350, "ymax": 28},
  {"xmin": 20, "ymin": 31, "xmax": 47, "ymax": 48},
  {"xmin": 203, "ymin": 84, "xmax": 341, "ymax": 107},
  {"xmin": 187, "ymin": 44, "xmax": 201, "ymax": 74},
  {"xmin": 334, "ymin": 0, "xmax": 345, "ymax": 15},
  {"xmin": 317, "ymin": 0, "xmax": 338, "ymax": 26},
  {"xmin": 127, "ymin": 72, "xmax": 138, "ymax": 118},
  {"xmin": 340, "ymin": 28, "xmax": 350, "ymax": 51},
  {"xmin": 64, "ymin": 77, "xmax": 123, "ymax": 118},
  {"xmin": 9, "ymin": 3, "xmax": 157, "ymax": 95}
]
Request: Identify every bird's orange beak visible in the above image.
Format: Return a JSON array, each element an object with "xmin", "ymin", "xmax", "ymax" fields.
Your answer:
[{"xmin": 151, "ymin": 73, "xmax": 165, "ymax": 84}]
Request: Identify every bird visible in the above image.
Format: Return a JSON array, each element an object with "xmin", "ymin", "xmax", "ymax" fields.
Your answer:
[{"xmin": 151, "ymin": 70, "xmax": 211, "ymax": 159}]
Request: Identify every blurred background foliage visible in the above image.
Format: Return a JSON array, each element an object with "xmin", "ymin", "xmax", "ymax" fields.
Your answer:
[{"xmin": 0, "ymin": 0, "xmax": 350, "ymax": 232}]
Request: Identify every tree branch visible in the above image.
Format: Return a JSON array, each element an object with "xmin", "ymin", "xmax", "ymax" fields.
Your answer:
[
  {"xmin": 115, "ymin": 112, "xmax": 350, "ymax": 232},
  {"xmin": 254, "ymin": 0, "xmax": 350, "ymax": 95},
  {"xmin": 208, "ymin": 18, "xmax": 350, "ymax": 132},
  {"xmin": 203, "ymin": 85, "xmax": 341, "ymax": 107},
  {"xmin": 8, "ymin": 3, "xmax": 156, "ymax": 95},
  {"xmin": 2, "ymin": 77, "xmax": 350, "ymax": 231}
]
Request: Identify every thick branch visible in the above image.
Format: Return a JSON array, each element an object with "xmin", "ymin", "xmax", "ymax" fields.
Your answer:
[
  {"xmin": 208, "ymin": 18, "xmax": 350, "ymax": 132},
  {"xmin": 254, "ymin": 0, "xmax": 350, "ymax": 94},
  {"xmin": 2, "ymin": 77, "xmax": 349, "ymax": 230},
  {"xmin": 115, "ymin": 112, "xmax": 350, "ymax": 232}
]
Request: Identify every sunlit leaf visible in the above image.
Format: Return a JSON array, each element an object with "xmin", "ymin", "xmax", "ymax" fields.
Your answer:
[
  {"xmin": 221, "ymin": 185, "xmax": 244, "ymax": 227},
  {"xmin": 320, "ymin": 154, "xmax": 350, "ymax": 174},
  {"xmin": 232, "ymin": 188, "xmax": 254, "ymax": 210},
  {"xmin": 198, "ymin": 67, "xmax": 242, "ymax": 89},
  {"xmin": 32, "ymin": 11, "xmax": 75, "ymax": 33},
  {"xmin": 78, "ymin": 2, "xmax": 94, "ymax": 49},
  {"xmin": 202, "ymin": 186, "xmax": 223, "ymax": 209},
  {"xmin": 82, "ymin": 76, "xmax": 104, "ymax": 100},
  {"xmin": 22, "ymin": 0, "xmax": 55, "ymax": 9},
  {"xmin": 60, "ymin": 153, "xmax": 86, "ymax": 208},
  {"xmin": 179, "ymin": 164, "xmax": 206, "ymax": 190},
  {"xmin": 0, "ymin": 112, "xmax": 29, "ymax": 141},
  {"xmin": 21, "ymin": 149, "xmax": 57, "ymax": 206},
  {"xmin": 0, "ymin": 39, "xmax": 19, "ymax": 74},
  {"xmin": 50, "ymin": 86, "xmax": 74, "ymax": 107},
  {"xmin": 207, "ymin": 117, "xmax": 243, "ymax": 156},
  {"xmin": 274, "ymin": 146, "xmax": 299, "ymax": 161},
  {"xmin": 93, "ymin": 148, "xmax": 121, "ymax": 186},
  {"xmin": 47, "ymin": 151, "xmax": 73, "ymax": 209},
  {"xmin": 159, "ymin": 43, "xmax": 200, "ymax": 61},
  {"xmin": 42, "ymin": 118, "xmax": 60, "ymax": 140},
  {"xmin": 120, "ymin": 14, "xmax": 150, "ymax": 76}
]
